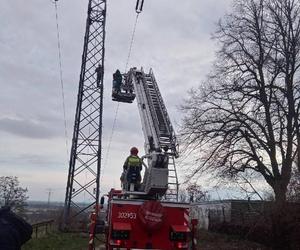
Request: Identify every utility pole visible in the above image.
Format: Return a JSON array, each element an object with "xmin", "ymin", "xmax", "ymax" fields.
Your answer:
[
  {"xmin": 63, "ymin": 0, "xmax": 107, "ymax": 229},
  {"xmin": 46, "ymin": 188, "xmax": 53, "ymax": 208}
]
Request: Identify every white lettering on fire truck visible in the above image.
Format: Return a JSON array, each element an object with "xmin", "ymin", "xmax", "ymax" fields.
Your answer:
[
  {"xmin": 145, "ymin": 211, "xmax": 163, "ymax": 217},
  {"xmin": 117, "ymin": 212, "xmax": 137, "ymax": 219},
  {"xmin": 144, "ymin": 215, "xmax": 161, "ymax": 222}
]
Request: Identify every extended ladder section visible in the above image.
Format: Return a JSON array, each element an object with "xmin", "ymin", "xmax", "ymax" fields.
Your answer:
[
  {"xmin": 136, "ymin": 69, "xmax": 179, "ymax": 201},
  {"xmin": 143, "ymin": 69, "xmax": 178, "ymax": 157},
  {"xmin": 113, "ymin": 68, "xmax": 179, "ymax": 200}
]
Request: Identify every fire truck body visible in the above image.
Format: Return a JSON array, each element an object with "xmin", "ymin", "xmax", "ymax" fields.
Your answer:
[{"xmin": 106, "ymin": 194, "xmax": 190, "ymax": 250}]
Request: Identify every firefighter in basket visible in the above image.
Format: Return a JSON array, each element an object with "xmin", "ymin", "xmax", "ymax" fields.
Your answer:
[
  {"xmin": 120, "ymin": 147, "xmax": 142, "ymax": 191},
  {"xmin": 112, "ymin": 69, "xmax": 122, "ymax": 94}
]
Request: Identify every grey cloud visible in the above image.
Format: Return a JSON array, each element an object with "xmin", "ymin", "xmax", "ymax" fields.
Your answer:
[
  {"xmin": 0, "ymin": 153, "xmax": 63, "ymax": 168},
  {"xmin": 0, "ymin": 0, "xmax": 233, "ymax": 200},
  {"xmin": 0, "ymin": 117, "xmax": 59, "ymax": 139}
]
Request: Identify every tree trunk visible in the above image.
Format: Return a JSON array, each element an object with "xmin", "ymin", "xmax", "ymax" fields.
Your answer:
[
  {"xmin": 271, "ymin": 183, "xmax": 290, "ymax": 250},
  {"xmin": 274, "ymin": 184, "xmax": 287, "ymax": 203}
]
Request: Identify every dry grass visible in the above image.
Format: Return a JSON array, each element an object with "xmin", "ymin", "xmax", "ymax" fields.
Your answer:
[{"xmin": 196, "ymin": 229, "xmax": 270, "ymax": 250}]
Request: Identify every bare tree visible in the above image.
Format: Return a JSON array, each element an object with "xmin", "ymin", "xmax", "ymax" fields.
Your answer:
[
  {"xmin": 287, "ymin": 169, "xmax": 300, "ymax": 201},
  {"xmin": 181, "ymin": 0, "xmax": 300, "ymax": 204},
  {"xmin": 232, "ymin": 174, "xmax": 265, "ymax": 200},
  {"xmin": 0, "ymin": 176, "xmax": 28, "ymax": 213},
  {"xmin": 178, "ymin": 184, "xmax": 210, "ymax": 202},
  {"xmin": 181, "ymin": 1, "xmax": 300, "ymax": 247},
  {"xmin": 187, "ymin": 183, "xmax": 210, "ymax": 202},
  {"xmin": 178, "ymin": 188, "xmax": 189, "ymax": 203}
]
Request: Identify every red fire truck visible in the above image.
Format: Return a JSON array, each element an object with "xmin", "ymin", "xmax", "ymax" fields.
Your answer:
[
  {"xmin": 95, "ymin": 68, "xmax": 197, "ymax": 250},
  {"xmin": 105, "ymin": 189, "xmax": 194, "ymax": 250}
]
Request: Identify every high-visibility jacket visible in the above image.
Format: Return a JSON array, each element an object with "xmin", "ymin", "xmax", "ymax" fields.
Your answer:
[{"xmin": 123, "ymin": 155, "xmax": 142, "ymax": 171}]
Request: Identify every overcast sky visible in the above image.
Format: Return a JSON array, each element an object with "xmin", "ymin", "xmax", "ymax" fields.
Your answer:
[{"xmin": 0, "ymin": 0, "xmax": 234, "ymax": 202}]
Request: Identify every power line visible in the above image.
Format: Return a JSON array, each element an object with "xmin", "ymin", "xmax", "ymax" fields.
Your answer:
[
  {"xmin": 101, "ymin": 13, "xmax": 141, "ymax": 191},
  {"xmin": 53, "ymin": 0, "xmax": 69, "ymax": 160},
  {"xmin": 100, "ymin": 102, "xmax": 119, "ymax": 190},
  {"xmin": 125, "ymin": 13, "xmax": 140, "ymax": 72}
]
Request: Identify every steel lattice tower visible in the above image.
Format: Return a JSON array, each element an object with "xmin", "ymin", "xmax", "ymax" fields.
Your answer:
[{"xmin": 63, "ymin": 0, "xmax": 106, "ymax": 227}]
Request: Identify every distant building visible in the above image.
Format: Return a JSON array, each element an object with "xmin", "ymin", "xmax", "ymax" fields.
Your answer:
[{"xmin": 190, "ymin": 199, "xmax": 267, "ymax": 230}]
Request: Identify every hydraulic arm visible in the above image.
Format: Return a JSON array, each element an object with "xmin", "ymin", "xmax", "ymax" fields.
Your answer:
[{"xmin": 113, "ymin": 68, "xmax": 179, "ymax": 200}]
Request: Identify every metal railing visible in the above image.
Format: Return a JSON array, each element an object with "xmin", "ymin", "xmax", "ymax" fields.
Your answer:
[{"xmin": 31, "ymin": 219, "xmax": 55, "ymax": 238}]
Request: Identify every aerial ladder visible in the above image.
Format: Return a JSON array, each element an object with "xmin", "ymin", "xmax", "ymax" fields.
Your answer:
[
  {"xmin": 101, "ymin": 69, "xmax": 193, "ymax": 250},
  {"xmin": 112, "ymin": 67, "xmax": 179, "ymax": 201}
]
